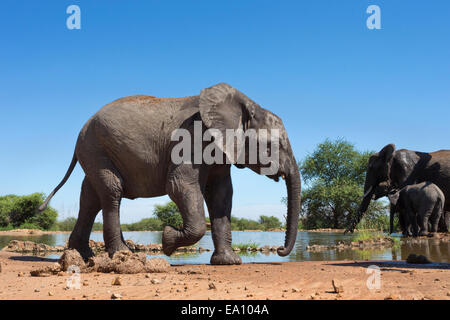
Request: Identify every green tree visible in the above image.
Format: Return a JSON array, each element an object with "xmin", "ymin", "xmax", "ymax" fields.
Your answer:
[
  {"xmin": 7, "ymin": 193, "xmax": 58, "ymax": 230},
  {"xmin": 153, "ymin": 201, "xmax": 183, "ymax": 228},
  {"xmin": 230, "ymin": 217, "xmax": 262, "ymax": 231},
  {"xmin": 122, "ymin": 217, "xmax": 163, "ymax": 231},
  {"xmin": 258, "ymin": 215, "xmax": 282, "ymax": 230},
  {"xmin": 298, "ymin": 138, "xmax": 387, "ymax": 229},
  {"xmin": 0, "ymin": 195, "xmax": 19, "ymax": 227}
]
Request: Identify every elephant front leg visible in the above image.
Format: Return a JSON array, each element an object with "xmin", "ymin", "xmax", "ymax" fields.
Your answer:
[
  {"xmin": 204, "ymin": 168, "xmax": 241, "ymax": 265},
  {"xmin": 163, "ymin": 168, "xmax": 207, "ymax": 256}
]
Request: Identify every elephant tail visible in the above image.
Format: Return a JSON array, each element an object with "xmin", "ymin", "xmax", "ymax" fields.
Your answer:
[{"xmin": 38, "ymin": 152, "xmax": 78, "ymax": 212}]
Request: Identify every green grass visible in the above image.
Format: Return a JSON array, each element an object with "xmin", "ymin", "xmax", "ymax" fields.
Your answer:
[
  {"xmin": 353, "ymin": 230, "xmax": 386, "ymax": 242},
  {"xmin": 232, "ymin": 242, "xmax": 259, "ymax": 251}
]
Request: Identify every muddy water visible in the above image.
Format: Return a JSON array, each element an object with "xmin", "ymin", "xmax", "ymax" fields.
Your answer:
[{"xmin": 0, "ymin": 231, "xmax": 448, "ymax": 264}]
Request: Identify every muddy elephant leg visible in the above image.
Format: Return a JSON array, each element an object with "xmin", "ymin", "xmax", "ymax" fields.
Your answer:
[
  {"xmin": 68, "ymin": 177, "xmax": 101, "ymax": 260},
  {"xmin": 204, "ymin": 166, "xmax": 241, "ymax": 265},
  {"xmin": 90, "ymin": 166, "xmax": 130, "ymax": 257},
  {"xmin": 162, "ymin": 165, "xmax": 206, "ymax": 256}
]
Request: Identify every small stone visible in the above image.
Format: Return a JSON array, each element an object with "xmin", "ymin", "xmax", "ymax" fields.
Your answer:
[
  {"xmin": 83, "ymin": 280, "xmax": 89, "ymax": 286},
  {"xmin": 111, "ymin": 293, "xmax": 122, "ymax": 300},
  {"xmin": 291, "ymin": 287, "xmax": 300, "ymax": 293},
  {"xmin": 18, "ymin": 272, "xmax": 24, "ymax": 277},
  {"xmin": 34, "ymin": 288, "xmax": 40, "ymax": 293},
  {"xmin": 208, "ymin": 282, "xmax": 216, "ymax": 290},
  {"xmin": 145, "ymin": 274, "xmax": 151, "ymax": 278},
  {"xmin": 48, "ymin": 292, "xmax": 54, "ymax": 296},
  {"xmin": 112, "ymin": 276, "xmax": 122, "ymax": 286},
  {"xmin": 384, "ymin": 294, "xmax": 400, "ymax": 300},
  {"xmin": 151, "ymin": 278, "xmax": 161, "ymax": 284}
]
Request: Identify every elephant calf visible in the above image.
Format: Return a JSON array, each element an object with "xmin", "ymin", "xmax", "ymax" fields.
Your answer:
[{"xmin": 386, "ymin": 182, "xmax": 445, "ymax": 237}]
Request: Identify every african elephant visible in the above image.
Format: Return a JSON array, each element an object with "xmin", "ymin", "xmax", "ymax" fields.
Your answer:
[
  {"xmin": 347, "ymin": 144, "xmax": 450, "ymax": 233},
  {"xmin": 39, "ymin": 83, "xmax": 301, "ymax": 265},
  {"xmin": 377, "ymin": 182, "xmax": 445, "ymax": 236}
]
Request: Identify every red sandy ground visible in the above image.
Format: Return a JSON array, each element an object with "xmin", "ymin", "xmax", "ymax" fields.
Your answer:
[{"xmin": 0, "ymin": 251, "xmax": 448, "ymax": 300}]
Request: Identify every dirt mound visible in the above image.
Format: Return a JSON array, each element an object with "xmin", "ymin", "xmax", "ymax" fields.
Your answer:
[{"xmin": 57, "ymin": 249, "xmax": 170, "ymax": 274}]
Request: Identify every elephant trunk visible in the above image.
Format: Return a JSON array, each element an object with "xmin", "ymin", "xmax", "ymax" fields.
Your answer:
[
  {"xmin": 349, "ymin": 184, "xmax": 374, "ymax": 232},
  {"xmin": 277, "ymin": 161, "xmax": 301, "ymax": 257}
]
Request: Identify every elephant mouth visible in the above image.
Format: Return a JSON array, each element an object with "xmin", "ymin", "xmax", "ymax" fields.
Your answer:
[{"xmin": 267, "ymin": 171, "xmax": 286, "ymax": 182}]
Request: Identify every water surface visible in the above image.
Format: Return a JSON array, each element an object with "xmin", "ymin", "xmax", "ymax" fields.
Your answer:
[{"xmin": 1, "ymin": 231, "xmax": 448, "ymax": 264}]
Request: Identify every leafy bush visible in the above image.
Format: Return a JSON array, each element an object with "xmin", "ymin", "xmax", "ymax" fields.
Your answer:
[
  {"xmin": 153, "ymin": 201, "xmax": 183, "ymax": 228},
  {"xmin": 230, "ymin": 217, "xmax": 262, "ymax": 231},
  {"xmin": 0, "ymin": 193, "xmax": 58, "ymax": 230},
  {"xmin": 258, "ymin": 215, "xmax": 282, "ymax": 230},
  {"xmin": 0, "ymin": 195, "xmax": 18, "ymax": 227},
  {"xmin": 55, "ymin": 217, "xmax": 77, "ymax": 231},
  {"xmin": 122, "ymin": 218, "xmax": 163, "ymax": 231}
]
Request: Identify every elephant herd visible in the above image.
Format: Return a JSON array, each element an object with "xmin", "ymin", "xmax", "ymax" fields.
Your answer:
[
  {"xmin": 348, "ymin": 144, "xmax": 450, "ymax": 237},
  {"xmin": 39, "ymin": 83, "xmax": 449, "ymax": 265}
]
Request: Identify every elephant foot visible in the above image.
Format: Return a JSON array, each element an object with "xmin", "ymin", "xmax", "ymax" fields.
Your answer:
[
  {"xmin": 106, "ymin": 241, "xmax": 131, "ymax": 258},
  {"xmin": 210, "ymin": 249, "xmax": 242, "ymax": 265},
  {"xmin": 418, "ymin": 231, "xmax": 429, "ymax": 237},
  {"xmin": 162, "ymin": 226, "xmax": 179, "ymax": 256},
  {"xmin": 68, "ymin": 236, "xmax": 95, "ymax": 261}
]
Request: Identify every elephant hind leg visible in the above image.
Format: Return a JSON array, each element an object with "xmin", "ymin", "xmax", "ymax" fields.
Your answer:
[
  {"xmin": 429, "ymin": 200, "xmax": 444, "ymax": 233},
  {"xmin": 68, "ymin": 177, "xmax": 101, "ymax": 260},
  {"xmin": 88, "ymin": 163, "xmax": 130, "ymax": 257},
  {"xmin": 417, "ymin": 204, "xmax": 433, "ymax": 236}
]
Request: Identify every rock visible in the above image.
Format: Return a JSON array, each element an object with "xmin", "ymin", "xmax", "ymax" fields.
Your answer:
[
  {"xmin": 208, "ymin": 282, "xmax": 216, "ymax": 290},
  {"xmin": 406, "ymin": 253, "xmax": 432, "ymax": 264},
  {"xmin": 151, "ymin": 278, "xmax": 161, "ymax": 284},
  {"xmin": 34, "ymin": 288, "xmax": 40, "ymax": 292},
  {"xmin": 385, "ymin": 294, "xmax": 400, "ymax": 300},
  {"xmin": 332, "ymin": 279, "xmax": 344, "ymax": 293},
  {"xmin": 111, "ymin": 293, "xmax": 122, "ymax": 300},
  {"xmin": 48, "ymin": 292, "xmax": 54, "ymax": 296},
  {"xmin": 291, "ymin": 287, "xmax": 300, "ymax": 293},
  {"xmin": 112, "ymin": 276, "xmax": 122, "ymax": 286},
  {"xmin": 58, "ymin": 249, "xmax": 87, "ymax": 272}
]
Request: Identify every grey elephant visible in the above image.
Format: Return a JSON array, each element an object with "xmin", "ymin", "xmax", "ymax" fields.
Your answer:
[
  {"xmin": 376, "ymin": 182, "xmax": 444, "ymax": 236},
  {"xmin": 39, "ymin": 83, "xmax": 301, "ymax": 265},
  {"xmin": 347, "ymin": 144, "xmax": 450, "ymax": 233}
]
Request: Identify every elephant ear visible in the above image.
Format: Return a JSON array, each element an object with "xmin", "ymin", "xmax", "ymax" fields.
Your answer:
[
  {"xmin": 199, "ymin": 83, "xmax": 256, "ymax": 163},
  {"xmin": 379, "ymin": 144, "xmax": 395, "ymax": 163}
]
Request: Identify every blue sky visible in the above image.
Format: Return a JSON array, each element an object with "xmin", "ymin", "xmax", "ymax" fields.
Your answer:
[{"xmin": 0, "ymin": 1, "xmax": 449, "ymax": 223}]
